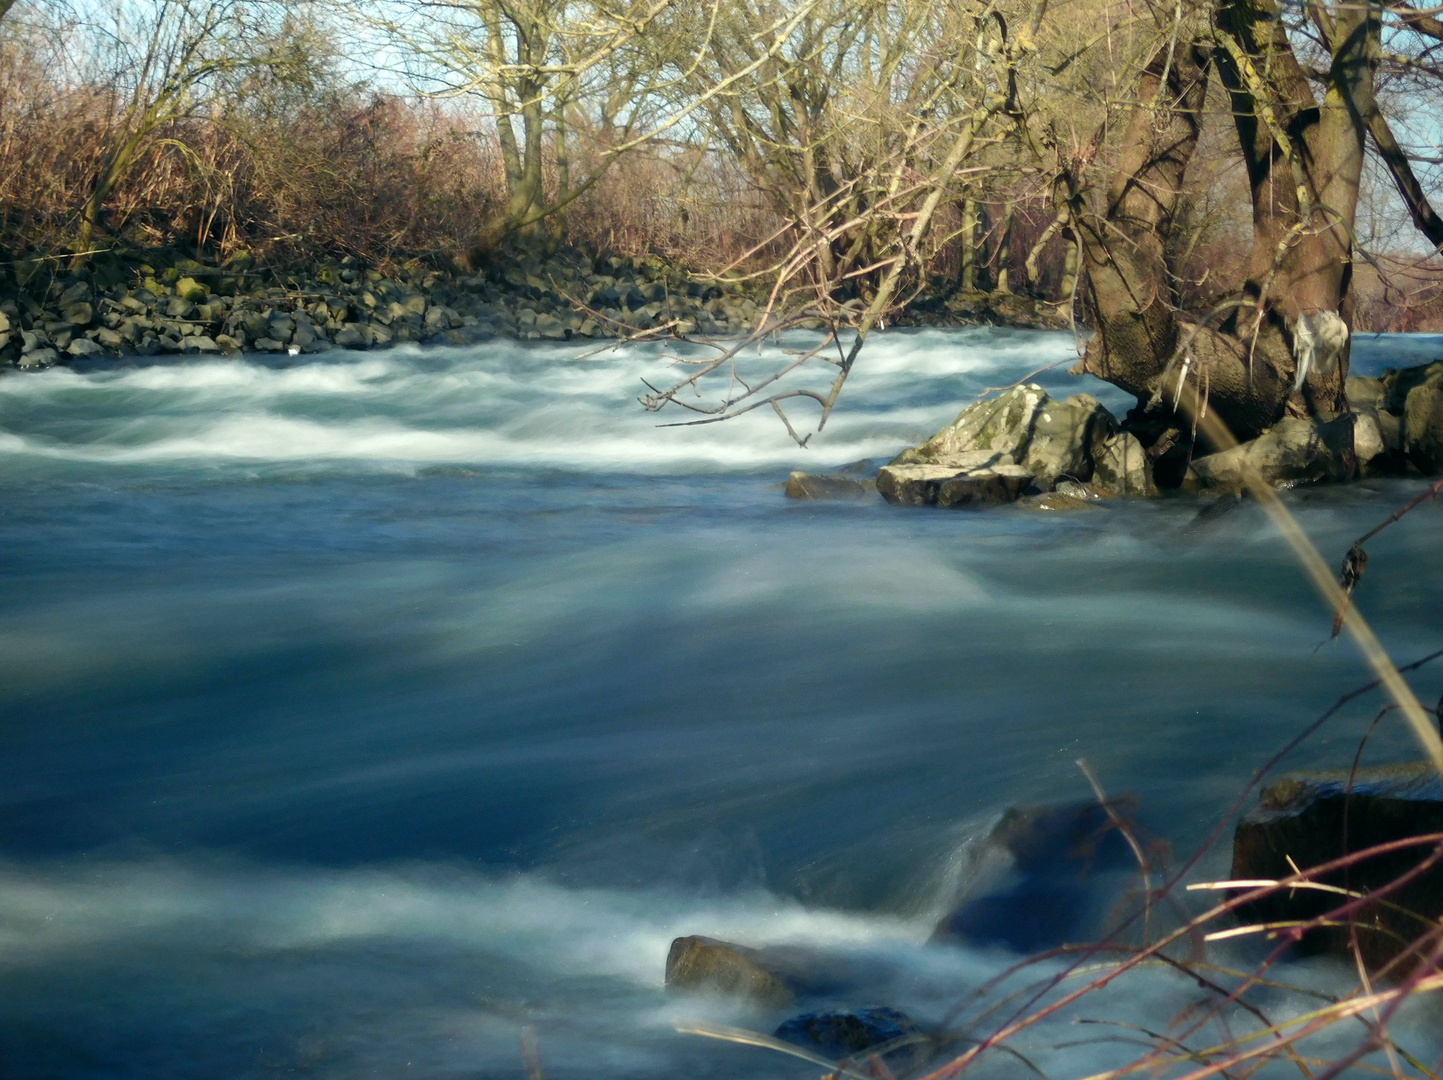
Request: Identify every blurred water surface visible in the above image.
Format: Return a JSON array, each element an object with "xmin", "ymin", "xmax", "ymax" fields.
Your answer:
[{"xmin": 1, "ymin": 329, "xmax": 1441, "ymax": 1078}]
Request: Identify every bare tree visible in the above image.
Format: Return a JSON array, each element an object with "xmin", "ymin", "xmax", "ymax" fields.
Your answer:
[
  {"xmin": 639, "ymin": 0, "xmax": 1048, "ymax": 443},
  {"xmin": 67, "ymin": 0, "xmax": 307, "ymax": 264}
]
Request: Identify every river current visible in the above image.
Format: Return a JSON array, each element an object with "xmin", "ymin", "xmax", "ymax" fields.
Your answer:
[{"xmin": 2, "ymin": 329, "xmax": 1442, "ymax": 1078}]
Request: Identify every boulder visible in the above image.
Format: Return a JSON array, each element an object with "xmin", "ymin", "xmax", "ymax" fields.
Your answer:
[
  {"xmin": 1352, "ymin": 406, "xmax": 1394, "ymax": 475},
  {"xmin": 1403, "ymin": 377, "xmax": 1443, "ymax": 474},
  {"xmin": 17, "ymin": 347, "xmax": 57, "ymax": 369},
  {"xmin": 665, "ymin": 936, "xmax": 794, "ymax": 1007},
  {"xmin": 785, "ymin": 471, "xmax": 876, "ymax": 500},
  {"xmin": 1092, "ymin": 430, "xmax": 1153, "ymax": 495},
  {"xmin": 164, "ymin": 296, "xmax": 195, "ymax": 320},
  {"xmin": 1231, "ymin": 763, "xmax": 1443, "ymax": 969},
  {"xmin": 1347, "ymin": 376, "xmax": 1386, "ymax": 410},
  {"xmin": 1021, "ymin": 393, "xmax": 1107, "ymax": 487},
  {"xmin": 884, "ymin": 385, "xmax": 1149, "ymax": 504},
  {"xmin": 182, "ymin": 336, "xmax": 220, "ymax": 354},
  {"xmin": 933, "ymin": 801, "xmax": 1140, "ymax": 952},
  {"xmin": 774, "ymin": 1007, "xmax": 923, "ymax": 1066},
  {"xmin": 1187, "ymin": 415, "xmax": 1352, "ymax": 491},
  {"xmin": 1381, "ymin": 360, "xmax": 1443, "ymax": 414},
  {"xmin": 892, "ymin": 384, "xmax": 1045, "ymax": 468},
  {"xmin": 66, "ymin": 338, "xmax": 102, "ymax": 359}
]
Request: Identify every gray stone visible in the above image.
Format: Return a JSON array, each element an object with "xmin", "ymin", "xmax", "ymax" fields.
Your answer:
[
  {"xmin": 891, "ymin": 383, "xmax": 1046, "ymax": 468},
  {"xmin": 1403, "ymin": 377, "xmax": 1443, "ymax": 473},
  {"xmin": 1382, "ymin": 360, "xmax": 1443, "ymax": 414},
  {"xmin": 66, "ymin": 338, "xmax": 102, "ymax": 358},
  {"xmin": 1347, "ymin": 375, "xmax": 1386, "ymax": 410},
  {"xmin": 334, "ymin": 326, "xmax": 369, "ymax": 350},
  {"xmin": 60, "ymin": 301, "xmax": 93, "ymax": 327},
  {"xmin": 254, "ymin": 337, "xmax": 284, "ymax": 352},
  {"xmin": 17, "ymin": 347, "xmax": 57, "ymax": 369},
  {"xmin": 424, "ymin": 305, "xmax": 459, "ymax": 331},
  {"xmin": 1353, "ymin": 406, "xmax": 1391, "ymax": 474},
  {"xmin": 164, "ymin": 297, "xmax": 195, "ymax": 320},
  {"xmin": 182, "ymin": 336, "xmax": 220, "ymax": 353},
  {"xmin": 1188, "ymin": 415, "xmax": 1351, "ymax": 490},
  {"xmin": 215, "ymin": 334, "xmax": 243, "ymax": 353},
  {"xmin": 1021, "ymin": 393, "xmax": 1108, "ymax": 487},
  {"xmin": 95, "ymin": 327, "xmax": 122, "ymax": 348},
  {"xmin": 1092, "ymin": 430, "xmax": 1152, "ymax": 495}
]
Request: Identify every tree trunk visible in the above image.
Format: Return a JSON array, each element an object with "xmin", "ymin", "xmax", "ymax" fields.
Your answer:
[{"xmin": 1068, "ymin": 0, "xmax": 1375, "ymax": 456}]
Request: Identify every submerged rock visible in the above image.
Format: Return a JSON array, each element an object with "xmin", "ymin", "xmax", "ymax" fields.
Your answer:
[
  {"xmin": 933, "ymin": 801, "xmax": 1140, "ymax": 952},
  {"xmin": 774, "ymin": 1007, "xmax": 923, "ymax": 1065},
  {"xmin": 1231, "ymin": 763, "xmax": 1443, "ymax": 969},
  {"xmin": 784, "ymin": 471, "xmax": 876, "ymax": 500}
]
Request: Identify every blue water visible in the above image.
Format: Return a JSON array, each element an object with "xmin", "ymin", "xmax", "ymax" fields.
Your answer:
[{"xmin": 2, "ymin": 329, "xmax": 1442, "ymax": 1078}]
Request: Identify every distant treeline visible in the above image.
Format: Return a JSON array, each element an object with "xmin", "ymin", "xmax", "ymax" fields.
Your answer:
[{"xmin": 1, "ymin": 0, "xmax": 1441, "ymax": 331}]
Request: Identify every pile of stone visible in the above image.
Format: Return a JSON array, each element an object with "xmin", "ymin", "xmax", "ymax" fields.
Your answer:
[
  {"xmin": 786, "ymin": 383, "xmax": 1151, "ymax": 507},
  {"xmin": 2, "ymin": 248, "xmax": 790, "ymax": 370},
  {"xmin": 1, "ymin": 246, "xmax": 1066, "ymax": 372},
  {"xmin": 784, "ymin": 363, "xmax": 1443, "ymax": 506}
]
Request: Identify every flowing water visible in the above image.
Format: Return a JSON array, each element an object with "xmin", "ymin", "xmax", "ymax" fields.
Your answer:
[{"xmin": 2, "ymin": 329, "xmax": 1442, "ymax": 1078}]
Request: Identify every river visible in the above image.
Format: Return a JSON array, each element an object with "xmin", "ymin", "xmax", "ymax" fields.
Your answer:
[{"xmin": 1, "ymin": 328, "xmax": 1441, "ymax": 1078}]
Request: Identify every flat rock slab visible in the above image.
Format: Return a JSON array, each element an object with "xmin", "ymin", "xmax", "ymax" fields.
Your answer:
[
  {"xmin": 877, "ymin": 460, "xmax": 1032, "ymax": 507},
  {"xmin": 1232, "ymin": 762, "xmax": 1443, "ymax": 968},
  {"xmin": 784, "ymin": 471, "xmax": 876, "ymax": 500}
]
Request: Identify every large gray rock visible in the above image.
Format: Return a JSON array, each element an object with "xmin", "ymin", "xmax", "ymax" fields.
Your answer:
[
  {"xmin": 1092, "ymin": 430, "xmax": 1152, "ymax": 495},
  {"xmin": 893, "ymin": 384, "xmax": 1045, "ymax": 467},
  {"xmin": 1352, "ymin": 405, "xmax": 1394, "ymax": 475},
  {"xmin": 1188, "ymin": 415, "xmax": 1352, "ymax": 490},
  {"xmin": 885, "ymin": 384, "xmax": 1149, "ymax": 503},
  {"xmin": 1403, "ymin": 377, "xmax": 1443, "ymax": 474},
  {"xmin": 1232, "ymin": 763, "xmax": 1443, "ymax": 970},
  {"xmin": 1021, "ymin": 392, "xmax": 1106, "ymax": 487}
]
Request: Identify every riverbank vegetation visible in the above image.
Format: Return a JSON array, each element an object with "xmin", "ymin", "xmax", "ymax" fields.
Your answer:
[{"xmin": 4, "ymin": 0, "xmax": 1441, "ymax": 326}]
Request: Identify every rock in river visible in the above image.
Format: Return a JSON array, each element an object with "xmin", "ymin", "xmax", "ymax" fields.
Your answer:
[
  {"xmin": 1231, "ymin": 762, "xmax": 1443, "ymax": 969},
  {"xmin": 774, "ymin": 1007, "xmax": 923, "ymax": 1066},
  {"xmin": 880, "ymin": 383, "xmax": 1152, "ymax": 506},
  {"xmin": 933, "ymin": 801, "xmax": 1141, "ymax": 952}
]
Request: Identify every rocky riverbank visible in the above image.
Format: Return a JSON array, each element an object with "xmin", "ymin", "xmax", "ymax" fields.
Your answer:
[{"xmin": 0, "ymin": 247, "xmax": 1067, "ymax": 370}]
